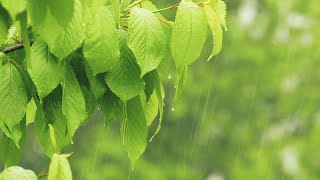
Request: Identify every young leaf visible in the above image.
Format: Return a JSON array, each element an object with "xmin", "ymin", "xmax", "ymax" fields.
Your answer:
[
  {"xmin": 203, "ymin": 5, "xmax": 223, "ymax": 60},
  {"xmin": 121, "ymin": 97, "xmax": 148, "ymax": 167},
  {"xmin": 26, "ymin": 98, "xmax": 37, "ymax": 125},
  {"xmin": 83, "ymin": 6, "xmax": 120, "ymax": 75},
  {"xmin": 144, "ymin": 71, "xmax": 164, "ymax": 141},
  {"xmin": 0, "ymin": 63, "xmax": 28, "ymax": 131},
  {"xmin": 171, "ymin": 0, "xmax": 207, "ymax": 69},
  {"xmin": 175, "ymin": 66, "xmax": 188, "ymax": 100},
  {"xmin": 1, "ymin": 0, "xmax": 26, "ymax": 20},
  {"xmin": 128, "ymin": 7, "xmax": 165, "ymax": 77},
  {"xmin": 105, "ymin": 30, "xmax": 144, "ymax": 101},
  {"xmin": 49, "ymin": 0, "xmax": 85, "ymax": 60},
  {"xmin": 0, "ymin": 166, "xmax": 37, "ymax": 180},
  {"xmin": 48, "ymin": 154, "xmax": 72, "ymax": 180},
  {"xmin": 62, "ymin": 65, "xmax": 87, "ymax": 136},
  {"xmin": 144, "ymin": 91, "xmax": 158, "ymax": 126},
  {"xmin": 28, "ymin": 39, "xmax": 64, "ymax": 99},
  {"xmin": 209, "ymin": 0, "xmax": 227, "ymax": 30}
]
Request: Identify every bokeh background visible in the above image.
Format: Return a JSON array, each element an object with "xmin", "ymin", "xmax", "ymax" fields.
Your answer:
[{"xmin": 2, "ymin": 0, "xmax": 320, "ymax": 179}]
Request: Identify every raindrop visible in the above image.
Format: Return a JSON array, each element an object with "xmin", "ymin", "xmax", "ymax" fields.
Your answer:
[
  {"xmin": 162, "ymin": 103, "xmax": 165, "ymax": 107},
  {"xmin": 168, "ymin": 74, "xmax": 172, "ymax": 79},
  {"xmin": 171, "ymin": 107, "xmax": 175, "ymax": 111},
  {"xmin": 71, "ymin": 140, "xmax": 74, "ymax": 145}
]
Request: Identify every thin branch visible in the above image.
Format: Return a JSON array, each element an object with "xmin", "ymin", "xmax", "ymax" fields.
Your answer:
[
  {"xmin": 152, "ymin": 3, "xmax": 180, "ymax": 14},
  {"xmin": 158, "ymin": 18, "xmax": 173, "ymax": 28},
  {"xmin": 0, "ymin": 42, "xmax": 33, "ymax": 54},
  {"xmin": 124, "ymin": 0, "xmax": 146, "ymax": 12}
]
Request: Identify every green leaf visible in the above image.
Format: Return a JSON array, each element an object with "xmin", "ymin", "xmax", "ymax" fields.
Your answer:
[
  {"xmin": 144, "ymin": 71, "xmax": 164, "ymax": 141},
  {"xmin": 48, "ymin": 153, "xmax": 72, "ymax": 180},
  {"xmin": 49, "ymin": 0, "xmax": 85, "ymax": 60},
  {"xmin": 0, "ymin": 119, "xmax": 25, "ymax": 148},
  {"xmin": 209, "ymin": 0, "xmax": 227, "ymax": 30},
  {"xmin": 121, "ymin": 97, "xmax": 148, "ymax": 166},
  {"xmin": 111, "ymin": 0, "xmax": 120, "ymax": 23},
  {"xmin": 105, "ymin": 30, "xmax": 144, "ymax": 101},
  {"xmin": 0, "ymin": 131, "xmax": 25, "ymax": 166},
  {"xmin": 175, "ymin": 66, "xmax": 188, "ymax": 100},
  {"xmin": 26, "ymin": 98, "xmax": 37, "ymax": 125},
  {"xmin": 35, "ymin": 87, "xmax": 71, "ymax": 157},
  {"xmin": 203, "ymin": 5, "xmax": 223, "ymax": 59},
  {"xmin": 1, "ymin": 0, "xmax": 26, "ymax": 20},
  {"xmin": 121, "ymin": 0, "xmax": 131, "ymax": 10},
  {"xmin": 144, "ymin": 91, "xmax": 158, "ymax": 126},
  {"xmin": 0, "ymin": 166, "xmax": 37, "ymax": 180},
  {"xmin": 0, "ymin": 63, "xmax": 28, "ymax": 131},
  {"xmin": 83, "ymin": 6, "xmax": 120, "ymax": 75},
  {"xmin": 0, "ymin": 6, "xmax": 10, "ymax": 43},
  {"xmin": 28, "ymin": 39, "xmax": 64, "ymax": 99},
  {"xmin": 48, "ymin": 0, "xmax": 74, "ymax": 27},
  {"xmin": 84, "ymin": 62, "xmax": 106, "ymax": 99},
  {"xmin": 127, "ymin": 7, "xmax": 165, "ymax": 76},
  {"xmin": 35, "ymin": 9, "xmax": 64, "ymax": 48},
  {"xmin": 62, "ymin": 65, "xmax": 87, "ymax": 136},
  {"xmin": 100, "ymin": 89, "xmax": 120, "ymax": 129},
  {"xmin": 26, "ymin": 0, "xmax": 47, "ymax": 28},
  {"xmin": 171, "ymin": 0, "xmax": 207, "ymax": 69}
]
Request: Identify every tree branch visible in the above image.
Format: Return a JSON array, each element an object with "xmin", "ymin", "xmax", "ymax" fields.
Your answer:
[{"xmin": 0, "ymin": 42, "xmax": 33, "ymax": 54}]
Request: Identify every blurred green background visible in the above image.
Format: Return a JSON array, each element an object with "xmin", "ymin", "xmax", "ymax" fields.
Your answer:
[{"xmin": 4, "ymin": 0, "xmax": 320, "ymax": 179}]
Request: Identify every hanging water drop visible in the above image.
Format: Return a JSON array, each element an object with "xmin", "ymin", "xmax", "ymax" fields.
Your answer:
[
  {"xmin": 71, "ymin": 140, "xmax": 74, "ymax": 145},
  {"xmin": 168, "ymin": 74, "xmax": 172, "ymax": 79},
  {"xmin": 171, "ymin": 107, "xmax": 175, "ymax": 111}
]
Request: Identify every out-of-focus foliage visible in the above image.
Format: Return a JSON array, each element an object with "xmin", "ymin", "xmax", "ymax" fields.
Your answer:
[{"xmin": 2, "ymin": 0, "xmax": 320, "ymax": 179}]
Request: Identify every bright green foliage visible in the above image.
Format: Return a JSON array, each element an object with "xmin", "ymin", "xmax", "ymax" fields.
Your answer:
[
  {"xmin": 1, "ymin": 0, "xmax": 25, "ymax": 20},
  {"xmin": 0, "ymin": 166, "xmax": 37, "ymax": 180},
  {"xmin": 48, "ymin": 154, "xmax": 72, "ymax": 180},
  {"xmin": 121, "ymin": 97, "xmax": 148, "ymax": 166},
  {"xmin": 0, "ymin": 6, "xmax": 10, "ymax": 42},
  {"xmin": 100, "ymin": 90, "xmax": 120, "ymax": 128},
  {"xmin": 171, "ymin": 0, "xmax": 208, "ymax": 69},
  {"xmin": 0, "ymin": 0, "xmax": 227, "ymax": 176},
  {"xmin": 47, "ymin": 0, "xmax": 74, "ymax": 27},
  {"xmin": 203, "ymin": 5, "xmax": 223, "ymax": 59},
  {"xmin": 105, "ymin": 30, "xmax": 144, "ymax": 101},
  {"xmin": 121, "ymin": 0, "xmax": 132, "ymax": 10},
  {"xmin": 84, "ymin": 62, "xmax": 106, "ymax": 99},
  {"xmin": 62, "ymin": 65, "xmax": 87, "ymax": 136},
  {"xmin": 83, "ymin": 6, "xmax": 120, "ymax": 75},
  {"xmin": 112, "ymin": 0, "xmax": 121, "ymax": 23},
  {"xmin": 28, "ymin": 39, "xmax": 64, "ymax": 99},
  {"xmin": 0, "ymin": 63, "xmax": 27, "ymax": 131},
  {"xmin": 209, "ymin": 0, "xmax": 227, "ymax": 30},
  {"xmin": 128, "ymin": 7, "xmax": 165, "ymax": 76},
  {"xmin": 0, "ymin": 129, "xmax": 24, "ymax": 166},
  {"xmin": 49, "ymin": 0, "xmax": 85, "ymax": 60},
  {"xmin": 202, "ymin": 0, "xmax": 227, "ymax": 60},
  {"xmin": 26, "ymin": 99, "xmax": 37, "ymax": 125}
]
